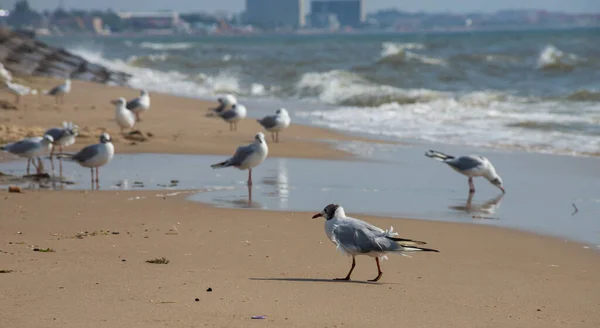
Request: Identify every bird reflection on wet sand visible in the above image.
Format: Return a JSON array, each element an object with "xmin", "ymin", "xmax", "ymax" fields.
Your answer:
[{"xmin": 449, "ymin": 193, "xmax": 504, "ymax": 219}]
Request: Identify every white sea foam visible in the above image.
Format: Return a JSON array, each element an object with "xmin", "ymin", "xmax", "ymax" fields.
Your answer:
[
  {"xmin": 296, "ymin": 69, "xmax": 446, "ymax": 107},
  {"xmin": 139, "ymin": 42, "xmax": 195, "ymax": 50},
  {"xmin": 379, "ymin": 42, "xmax": 446, "ymax": 66},
  {"xmin": 536, "ymin": 44, "xmax": 582, "ymax": 70},
  {"xmin": 297, "ymin": 92, "xmax": 600, "ymax": 156}
]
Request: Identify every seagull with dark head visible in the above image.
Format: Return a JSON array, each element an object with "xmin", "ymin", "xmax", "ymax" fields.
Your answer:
[
  {"xmin": 312, "ymin": 204, "xmax": 439, "ymax": 282},
  {"xmin": 210, "ymin": 132, "xmax": 268, "ymax": 186},
  {"xmin": 425, "ymin": 150, "xmax": 505, "ymax": 194}
]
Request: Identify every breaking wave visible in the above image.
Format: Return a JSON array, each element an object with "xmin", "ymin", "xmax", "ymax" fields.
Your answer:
[
  {"xmin": 296, "ymin": 70, "xmax": 446, "ymax": 107},
  {"xmin": 536, "ymin": 44, "xmax": 583, "ymax": 71},
  {"xmin": 378, "ymin": 42, "xmax": 446, "ymax": 66},
  {"xmin": 138, "ymin": 42, "xmax": 195, "ymax": 50}
]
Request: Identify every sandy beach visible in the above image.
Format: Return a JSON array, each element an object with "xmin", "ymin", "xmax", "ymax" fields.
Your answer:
[{"xmin": 1, "ymin": 79, "xmax": 600, "ymax": 327}]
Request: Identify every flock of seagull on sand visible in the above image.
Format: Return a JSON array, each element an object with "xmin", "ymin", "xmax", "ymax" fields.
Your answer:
[{"xmin": 1, "ymin": 79, "xmax": 508, "ymax": 282}]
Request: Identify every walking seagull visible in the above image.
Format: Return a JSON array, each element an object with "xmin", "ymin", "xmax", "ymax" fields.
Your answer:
[
  {"xmin": 312, "ymin": 204, "xmax": 438, "ymax": 282},
  {"xmin": 425, "ymin": 150, "xmax": 505, "ymax": 194},
  {"xmin": 1, "ymin": 135, "xmax": 54, "ymax": 175},
  {"xmin": 59, "ymin": 133, "xmax": 114, "ymax": 187},
  {"xmin": 126, "ymin": 89, "xmax": 150, "ymax": 122},
  {"xmin": 218, "ymin": 104, "xmax": 247, "ymax": 131},
  {"xmin": 45, "ymin": 121, "xmax": 79, "ymax": 171},
  {"xmin": 210, "ymin": 132, "xmax": 268, "ymax": 186},
  {"xmin": 113, "ymin": 97, "xmax": 136, "ymax": 133},
  {"xmin": 45, "ymin": 79, "xmax": 71, "ymax": 105},
  {"xmin": 256, "ymin": 108, "xmax": 291, "ymax": 143}
]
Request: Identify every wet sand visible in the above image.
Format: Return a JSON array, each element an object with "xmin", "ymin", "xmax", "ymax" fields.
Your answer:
[
  {"xmin": 1, "ymin": 79, "xmax": 600, "ymax": 327},
  {"xmin": 1, "ymin": 190, "xmax": 599, "ymax": 328}
]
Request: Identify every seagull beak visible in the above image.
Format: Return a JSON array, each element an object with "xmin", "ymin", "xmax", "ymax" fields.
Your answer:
[
  {"xmin": 500, "ymin": 186, "xmax": 506, "ymax": 193},
  {"xmin": 312, "ymin": 213, "xmax": 323, "ymax": 219}
]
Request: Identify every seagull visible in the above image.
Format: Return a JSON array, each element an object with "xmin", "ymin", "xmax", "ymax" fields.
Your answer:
[
  {"xmin": 112, "ymin": 97, "xmax": 136, "ymax": 133},
  {"xmin": 210, "ymin": 94, "xmax": 237, "ymax": 114},
  {"xmin": 312, "ymin": 204, "xmax": 439, "ymax": 282},
  {"xmin": 210, "ymin": 132, "xmax": 268, "ymax": 186},
  {"xmin": 126, "ymin": 89, "xmax": 150, "ymax": 122},
  {"xmin": 45, "ymin": 79, "xmax": 71, "ymax": 105},
  {"xmin": 256, "ymin": 108, "xmax": 291, "ymax": 143},
  {"xmin": 59, "ymin": 133, "xmax": 114, "ymax": 186},
  {"xmin": 425, "ymin": 150, "xmax": 505, "ymax": 194},
  {"xmin": 1, "ymin": 135, "xmax": 54, "ymax": 175},
  {"xmin": 218, "ymin": 104, "xmax": 247, "ymax": 131},
  {"xmin": 4, "ymin": 81, "xmax": 31, "ymax": 104},
  {"xmin": 45, "ymin": 121, "xmax": 79, "ymax": 171}
]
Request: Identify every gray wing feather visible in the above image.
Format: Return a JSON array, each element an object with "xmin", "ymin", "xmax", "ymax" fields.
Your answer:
[
  {"xmin": 2, "ymin": 139, "xmax": 37, "ymax": 154},
  {"xmin": 333, "ymin": 220, "xmax": 399, "ymax": 254},
  {"xmin": 72, "ymin": 144, "xmax": 100, "ymax": 163},
  {"xmin": 257, "ymin": 115, "xmax": 277, "ymax": 129},
  {"xmin": 126, "ymin": 98, "xmax": 141, "ymax": 110},
  {"xmin": 446, "ymin": 156, "xmax": 484, "ymax": 171},
  {"xmin": 227, "ymin": 144, "xmax": 255, "ymax": 167},
  {"xmin": 219, "ymin": 110, "xmax": 238, "ymax": 120},
  {"xmin": 47, "ymin": 85, "xmax": 63, "ymax": 95},
  {"xmin": 45, "ymin": 128, "xmax": 67, "ymax": 142}
]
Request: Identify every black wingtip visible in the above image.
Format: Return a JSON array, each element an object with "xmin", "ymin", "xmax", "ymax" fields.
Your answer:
[{"xmin": 386, "ymin": 236, "xmax": 427, "ymax": 245}]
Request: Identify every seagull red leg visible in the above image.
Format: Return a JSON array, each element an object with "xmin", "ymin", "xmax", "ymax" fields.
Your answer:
[
  {"xmin": 335, "ymin": 256, "xmax": 356, "ymax": 281},
  {"xmin": 468, "ymin": 177, "xmax": 475, "ymax": 194},
  {"xmin": 368, "ymin": 257, "xmax": 383, "ymax": 282}
]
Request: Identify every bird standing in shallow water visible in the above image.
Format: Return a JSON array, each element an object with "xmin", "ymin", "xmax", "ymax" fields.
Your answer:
[
  {"xmin": 59, "ymin": 133, "xmax": 114, "ymax": 188},
  {"xmin": 256, "ymin": 108, "xmax": 291, "ymax": 143},
  {"xmin": 1, "ymin": 135, "xmax": 54, "ymax": 175},
  {"xmin": 425, "ymin": 150, "xmax": 505, "ymax": 194},
  {"xmin": 312, "ymin": 204, "xmax": 439, "ymax": 282},
  {"xmin": 45, "ymin": 121, "xmax": 79, "ymax": 172},
  {"xmin": 210, "ymin": 132, "xmax": 268, "ymax": 186}
]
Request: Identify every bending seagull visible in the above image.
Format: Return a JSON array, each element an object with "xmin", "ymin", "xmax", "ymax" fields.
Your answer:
[
  {"xmin": 256, "ymin": 108, "xmax": 291, "ymax": 143},
  {"xmin": 113, "ymin": 97, "xmax": 136, "ymax": 133},
  {"xmin": 425, "ymin": 150, "xmax": 505, "ymax": 194},
  {"xmin": 218, "ymin": 104, "xmax": 247, "ymax": 131},
  {"xmin": 1, "ymin": 135, "xmax": 54, "ymax": 175},
  {"xmin": 126, "ymin": 89, "xmax": 150, "ymax": 122},
  {"xmin": 45, "ymin": 79, "xmax": 71, "ymax": 105},
  {"xmin": 59, "ymin": 133, "xmax": 114, "ymax": 186},
  {"xmin": 312, "ymin": 204, "xmax": 438, "ymax": 282},
  {"xmin": 211, "ymin": 132, "xmax": 268, "ymax": 186},
  {"xmin": 45, "ymin": 121, "xmax": 79, "ymax": 171},
  {"xmin": 210, "ymin": 94, "xmax": 237, "ymax": 114}
]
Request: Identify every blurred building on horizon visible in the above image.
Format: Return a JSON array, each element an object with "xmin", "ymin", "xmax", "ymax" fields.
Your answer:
[
  {"xmin": 244, "ymin": 0, "xmax": 305, "ymax": 29},
  {"xmin": 309, "ymin": 0, "xmax": 364, "ymax": 29}
]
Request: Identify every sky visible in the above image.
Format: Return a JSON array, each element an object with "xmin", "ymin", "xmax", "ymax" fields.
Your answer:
[{"xmin": 11, "ymin": 0, "xmax": 600, "ymax": 14}]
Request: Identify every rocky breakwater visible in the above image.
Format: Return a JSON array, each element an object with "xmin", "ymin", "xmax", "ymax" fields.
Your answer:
[{"xmin": 0, "ymin": 29, "xmax": 130, "ymax": 85}]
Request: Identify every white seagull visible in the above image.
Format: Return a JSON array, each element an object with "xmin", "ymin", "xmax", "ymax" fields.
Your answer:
[
  {"xmin": 211, "ymin": 94, "xmax": 237, "ymax": 114},
  {"xmin": 218, "ymin": 104, "xmax": 247, "ymax": 131},
  {"xmin": 45, "ymin": 79, "xmax": 71, "ymax": 105},
  {"xmin": 312, "ymin": 204, "xmax": 439, "ymax": 282},
  {"xmin": 1, "ymin": 135, "xmax": 54, "ymax": 175},
  {"xmin": 210, "ymin": 132, "xmax": 268, "ymax": 186},
  {"xmin": 425, "ymin": 150, "xmax": 505, "ymax": 194},
  {"xmin": 4, "ymin": 81, "xmax": 33, "ymax": 105},
  {"xmin": 45, "ymin": 121, "xmax": 79, "ymax": 170},
  {"xmin": 126, "ymin": 89, "xmax": 150, "ymax": 121},
  {"xmin": 112, "ymin": 97, "xmax": 136, "ymax": 133},
  {"xmin": 256, "ymin": 108, "xmax": 291, "ymax": 143},
  {"xmin": 60, "ymin": 133, "xmax": 114, "ymax": 186}
]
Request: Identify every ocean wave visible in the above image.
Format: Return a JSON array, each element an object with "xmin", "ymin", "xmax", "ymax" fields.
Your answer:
[
  {"xmin": 536, "ymin": 44, "xmax": 583, "ymax": 71},
  {"xmin": 69, "ymin": 48, "xmax": 247, "ymax": 98},
  {"xmin": 138, "ymin": 42, "xmax": 195, "ymax": 50},
  {"xmin": 378, "ymin": 42, "xmax": 446, "ymax": 66},
  {"xmin": 296, "ymin": 69, "xmax": 446, "ymax": 107},
  {"xmin": 127, "ymin": 53, "xmax": 170, "ymax": 65},
  {"xmin": 566, "ymin": 89, "xmax": 600, "ymax": 102},
  {"xmin": 296, "ymin": 92, "xmax": 600, "ymax": 156}
]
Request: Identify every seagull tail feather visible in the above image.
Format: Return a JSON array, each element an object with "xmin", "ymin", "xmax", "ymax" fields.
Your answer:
[
  {"xmin": 402, "ymin": 246, "xmax": 439, "ymax": 253},
  {"xmin": 210, "ymin": 160, "xmax": 230, "ymax": 169},
  {"xmin": 386, "ymin": 236, "xmax": 427, "ymax": 246},
  {"xmin": 425, "ymin": 149, "xmax": 454, "ymax": 161}
]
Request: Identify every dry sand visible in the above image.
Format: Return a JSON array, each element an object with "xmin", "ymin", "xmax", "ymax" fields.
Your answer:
[
  {"xmin": 1, "ymin": 79, "xmax": 599, "ymax": 327},
  {"xmin": 1, "ymin": 190, "xmax": 599, "ymax": 328},
  {"xmin": 1, "ymin": 78, "xmax": 377, "ymax": 162}
]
